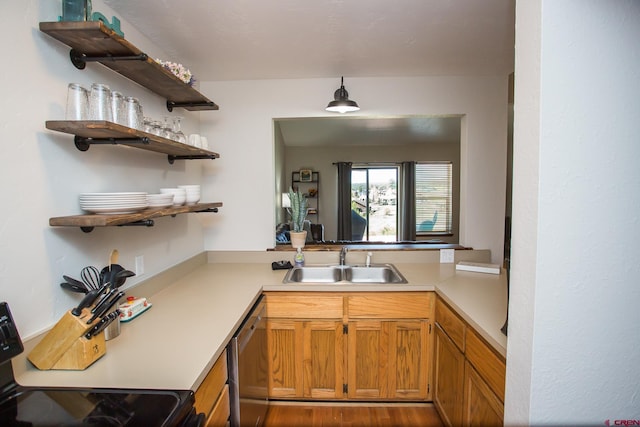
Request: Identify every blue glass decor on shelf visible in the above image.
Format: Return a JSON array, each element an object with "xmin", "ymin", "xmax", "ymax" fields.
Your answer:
[
  {"xmin": 61, "ymin": 0, "xmax": 91, "ymax": 21},
  {"xmin": 59, "ymin": 0, "xmax": 124, "ymax": 38}
]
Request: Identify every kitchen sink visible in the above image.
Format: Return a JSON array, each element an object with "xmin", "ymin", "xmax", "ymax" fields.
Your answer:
[{"xmin": 282, "ymin": 264, "xmax": 407, "ymax": 284}]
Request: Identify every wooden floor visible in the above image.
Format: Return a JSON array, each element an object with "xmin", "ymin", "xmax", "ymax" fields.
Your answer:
[{"xmin": 264, "ymin": 402, "xmax": 444, "ymax": 427}]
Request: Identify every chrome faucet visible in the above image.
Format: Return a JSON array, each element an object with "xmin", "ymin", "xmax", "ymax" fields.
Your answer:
[{"xmin": 339, "ymin": 247, "xmax": 349, "ymax": 265}]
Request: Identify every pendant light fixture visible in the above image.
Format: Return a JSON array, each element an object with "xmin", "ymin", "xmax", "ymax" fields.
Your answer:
[{"xmin": 326, "ymin": 76, "xmax": 360, "ymax": 113}]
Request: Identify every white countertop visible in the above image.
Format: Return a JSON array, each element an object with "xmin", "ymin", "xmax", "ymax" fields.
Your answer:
[{"xmin": 14, "ymin": 253, "xmax": 507, "ymax": 391}]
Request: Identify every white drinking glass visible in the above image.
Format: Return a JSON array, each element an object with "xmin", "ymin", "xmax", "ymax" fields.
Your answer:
[
  {"xmin": 188, "ymin": 134, "xmax": 201, "ymax": 147},
  {"xmin": 65, "ymin": 83, "xmax": 88, "ymax": 120},
  {"xmin": 88, "ymin": 83, "xmax": 112, "ymax": 121},
  {"xmin": 110, "ymin": 91, "xmax": 125, "ymax": 125}
]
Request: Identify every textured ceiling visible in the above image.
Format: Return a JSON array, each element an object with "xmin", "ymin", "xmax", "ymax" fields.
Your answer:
[{"xmin": 103, "ymin": 0, "xmax": 515, "ymax": 81}]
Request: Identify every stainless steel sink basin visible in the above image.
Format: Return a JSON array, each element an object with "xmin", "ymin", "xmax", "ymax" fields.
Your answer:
[
  {"xmin": 284, "ymin": 265, "xmax": 344, "ymax": 283},
  {"xmin": 282, "ymin": 264, "xmax": 407, "ymax": 284}
]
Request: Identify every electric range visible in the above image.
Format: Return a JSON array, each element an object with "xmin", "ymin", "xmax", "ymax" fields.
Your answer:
[{"xmin": 0, "ymin": 302, "xmax": 204, "ymax": 427}]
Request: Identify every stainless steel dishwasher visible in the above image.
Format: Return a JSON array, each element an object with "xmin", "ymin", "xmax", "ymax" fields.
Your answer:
[{"xmin": 228, "ymin": 296, "xmax": 268, "ymax": 427}]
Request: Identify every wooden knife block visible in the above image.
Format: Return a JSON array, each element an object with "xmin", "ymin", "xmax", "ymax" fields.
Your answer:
[{"xmin": 28, "ymin": 309, "xmax": 106, "ymax": 370}]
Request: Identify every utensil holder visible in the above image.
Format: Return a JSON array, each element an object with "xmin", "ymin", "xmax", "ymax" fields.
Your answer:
[{"xmin": 28, "ymin": 310, "xmax": 106, "ymax": 370}]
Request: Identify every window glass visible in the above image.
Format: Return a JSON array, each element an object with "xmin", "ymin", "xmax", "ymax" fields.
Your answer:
[{"xmin": 416, "ymin": 162, "xmax": 452, "ymax": 233}]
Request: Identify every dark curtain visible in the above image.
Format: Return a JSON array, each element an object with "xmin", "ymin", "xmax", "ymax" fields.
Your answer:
[
  {"xmin": 400, "ymin": 161, "xmax": 416, "ymax": 241},
  {"xmin": 335, "ymin": 162, "xmax": 352, "ymax": 240}
]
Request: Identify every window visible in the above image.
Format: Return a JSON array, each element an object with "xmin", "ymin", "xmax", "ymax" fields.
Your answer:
[
  {"xmin": 351, "ymin": 166, "xmax": 399, "ymax": 241},
  {"xmin": 415, "ymin": 162, "xmax": 452, "ymax": 234}
]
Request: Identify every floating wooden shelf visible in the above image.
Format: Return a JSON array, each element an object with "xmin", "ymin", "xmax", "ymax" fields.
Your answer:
[
  {"xmin": 46, "ymin": 120, "xmax": 220, "ymax": 163},
  {"xmin": 50, "ymin": 202, "xmax": 223, "ymax": 232},
  {"xmin": 39, "ymin": 21, "xmax": 218, "ymax": 111}
]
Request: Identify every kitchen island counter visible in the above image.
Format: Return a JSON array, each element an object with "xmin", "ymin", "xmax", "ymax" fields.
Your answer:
[{"xmin": 13, "ymin": 250, "xmax": 507, "ymax": 392}]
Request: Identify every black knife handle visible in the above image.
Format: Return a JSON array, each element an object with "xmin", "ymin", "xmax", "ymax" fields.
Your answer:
[
  {"xmin": 91, "ymin": 288, "xmax": 118, "ymax": 314},
  {"xmin": 87, "ymin": 291, "xmax": 124, "ymax": 324},
  {"xmin": 72, "ymin": 289, "xmax": 99, "ymax": 316}
]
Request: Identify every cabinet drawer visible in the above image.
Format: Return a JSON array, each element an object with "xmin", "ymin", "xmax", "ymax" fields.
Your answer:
[
  {"xmin": 347, "ymin": 293, "xmax": 433, "ymax": 319},
  {"xmin": 265, "ymin": 293, "xmax": 343, "ymax": 319},
  {"xmin": 435, "ymin": 298, "xmax": 466, "ymax": 352},
  {"xmin": 465, "ymin": 329, "xmax": 506, "ymax": 402},
  {"xmin": 195, "ymin": 349, "xmax": 228, "ymax": 417},
  {"xmin": 206, "ymin": 384, "xmax": 230, "ymax": 427}
]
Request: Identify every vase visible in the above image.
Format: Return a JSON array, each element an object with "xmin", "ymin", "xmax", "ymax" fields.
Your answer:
[
  {"xmin": 290, "ymin": 231, "xmax": 307, "ymax": 249},
  {"xmin": 62, "ymin": 0, "xmax": 92, "ymax": 21}
]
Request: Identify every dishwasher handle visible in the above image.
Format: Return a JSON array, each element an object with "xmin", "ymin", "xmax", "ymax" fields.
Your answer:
[{"xmin": 236, "ymin": 303, "xmax": 265, "ymax": 350}]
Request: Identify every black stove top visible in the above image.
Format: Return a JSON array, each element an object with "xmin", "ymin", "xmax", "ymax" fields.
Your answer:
[
  {"xmin": 0, "ymin": 302, "xmax": 201, "ymax": 427},
  {"xmin": 0, "ymin": 385, "xmax": 194, "ymax": 427}
]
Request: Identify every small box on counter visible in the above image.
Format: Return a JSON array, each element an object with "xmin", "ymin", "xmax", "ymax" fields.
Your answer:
[
  {"xmin": 456, "ymin": 261, "xmax": 501, "ymax": 275},
  {"xmin": 119, "ymin": 296, "xmax": 152, "ymax": 322}
]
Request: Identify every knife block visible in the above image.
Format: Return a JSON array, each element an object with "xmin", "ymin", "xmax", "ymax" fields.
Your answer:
[{"xmin": 28, "ymin": 309, "xmax": 106, "ymax": 370}]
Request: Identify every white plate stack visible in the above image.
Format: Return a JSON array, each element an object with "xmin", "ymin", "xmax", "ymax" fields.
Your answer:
[
  {"xmin": 79, "ymin": 192, "xmax": 148, "ymax": 214},
  {"xmin": 146, "ymin": 193, "xmax": 174, "ymax": 208},
  {"xmin": 178, "ymin": 185, "xmax": 201, "ymax": 205}
]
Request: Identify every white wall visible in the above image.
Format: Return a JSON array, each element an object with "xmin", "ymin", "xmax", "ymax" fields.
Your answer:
[
  {"xmin": 199, "ymin": 76, "xmax": 508, "ymax": 261},
  {"xmin": 506, "ymin": 0, "xmax": 640, "ymax": 424},
  {"xmin": 0, "ymin": 1, "xmax": 210, "ymax": 338}
]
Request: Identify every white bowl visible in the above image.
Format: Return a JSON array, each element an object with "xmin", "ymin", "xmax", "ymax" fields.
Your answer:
[
  {"xmin": 178, "ymin": 184, "xmax": 200, "ymax": 191},
  {"xmin": 185, "ymin": 193, "xmax": 201, "ymax": 204}
]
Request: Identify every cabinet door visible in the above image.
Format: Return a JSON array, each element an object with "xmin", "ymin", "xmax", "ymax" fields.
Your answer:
[
  {"xmin": 303, "ymin": 320, "xmax": 345, "ymax": 399},
  {"xmin": 267, "ymin": 319, "xmax": 344, "ymax": 399},
  {"xmin": 348, "ymin": 319, "xmax": 430, "ymax": 400},
  {"xmin": 388, "ymin": 320, "xmax": 430, "ymax": 400},
  {"xmin": 463, "ymin": 361, "xmax": 504, "ymax": 427},
  {"xmin": 267, "ymin": 319, "xmax": 303, "ymax": 398},
  {"xmin": 434, "ymin": 324, "xmax": 465, "ymax": 426},
  {"xmin": 347, "ymin": 320, "xmax": 386, "ymax": 399}
]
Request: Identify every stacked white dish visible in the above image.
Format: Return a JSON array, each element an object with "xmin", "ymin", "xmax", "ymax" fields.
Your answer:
[
  {"xmin": 159, "ymin": 188, "xmax": 186, "ymax": 206},
  {"xmin": 146, "ymin": 193, "xmax": 174, "ymax": 208},
  {"xmin": 80, "ymin": 192, "xmax": 148, "ymax": 214},
  {"xmin": 178, "ymin": 185, "xmax": 201, "ymax": 205}
]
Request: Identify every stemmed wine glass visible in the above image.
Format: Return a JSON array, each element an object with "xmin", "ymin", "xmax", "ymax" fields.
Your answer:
[{"xmin": 172, "ymin": 116, "xmax": 187, "ymax": 143}]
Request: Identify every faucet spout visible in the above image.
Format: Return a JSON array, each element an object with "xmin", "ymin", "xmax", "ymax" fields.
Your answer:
[{"xmin": 339, "ymin": 247, "xmax": 349, "ymax": 266}]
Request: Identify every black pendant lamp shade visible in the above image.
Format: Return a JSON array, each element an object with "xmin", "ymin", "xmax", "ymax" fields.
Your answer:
[{"xmin": 326, "ymin": 76, "xmax": 360, "ymax": 113}]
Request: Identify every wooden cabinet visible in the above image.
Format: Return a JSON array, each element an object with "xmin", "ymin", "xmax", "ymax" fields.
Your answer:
[
  {"xmin": 347, "ymin": 293, "xmax": 432, "ymax": 400},
  {"xmin": 434, "ymin": 323, "xmax": 465, "ymax": 426},
  {"xmin": 463, "ymin": 361, "xmax": 504, "ymax": 427},
  {"xmin": 265, "ymin": 292, "xmax": 433, "ymax": 402},
  {"xmin": 195, "ymin": 349, "xmax": 230, "ymax": 427},
  {"xmin": 265, "ymin": 293, "xmax": 344, "ymax": 399},
  {"xmin": 433, "ymin": 298, "xmax": 506, "ymax": 426}
]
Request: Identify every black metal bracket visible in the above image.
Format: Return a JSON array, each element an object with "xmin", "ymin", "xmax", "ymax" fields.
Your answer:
[
  {"xmin": 118, "ymin": 220, "xmax": 154, "ymax": 228},
  {"xmin": 74, "ymin": 135, "xmax": 150, "ymax": 152},
  {"xmin": 70, "ymin": 49, "xmax": 149, "ymax": 70},
  {"xmin": 195, "ymin": 208, "xmax": 219, "ymax": 213},
  {"xmin": 80, "ymin": 219, "xmax": 154, "ymax": 233},
  {"xmin": 167, "ymin": 154, "xmax": 218, "ymax": 164},
  {"xmin": 166, "ymin": 100, "xmax": 218, "ymax": 112}
]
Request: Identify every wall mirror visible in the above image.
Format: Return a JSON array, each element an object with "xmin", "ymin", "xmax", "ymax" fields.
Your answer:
[{"xmin": 273, "ymin": 115, "xmax": 462, "ymax": 246}]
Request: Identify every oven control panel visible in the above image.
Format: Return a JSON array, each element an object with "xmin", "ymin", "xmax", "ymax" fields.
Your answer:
[{"xmin": 0, "ymin": 302, "xmax": 24, "ymax": 364}]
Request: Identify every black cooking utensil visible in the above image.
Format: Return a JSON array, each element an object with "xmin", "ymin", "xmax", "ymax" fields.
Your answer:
[
  {"xmin": 100, "ymin": 264, "xmax": 134, "ymax": 288},
  {"xmin": 60, "ymin": 282, "xmax": 88, "ymax": 294},
  {"xmin": 81, "ymin": 266, "xmax": 101, "ymax": 290},
  {"xmin": 63, "ymin": 275, "xmax": 91, "ymax": 292}
]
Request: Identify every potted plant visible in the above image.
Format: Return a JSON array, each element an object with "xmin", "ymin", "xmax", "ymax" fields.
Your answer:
[{"xmin": 287, "ymin": 187, "xmax": 308, "ymax": 249}]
